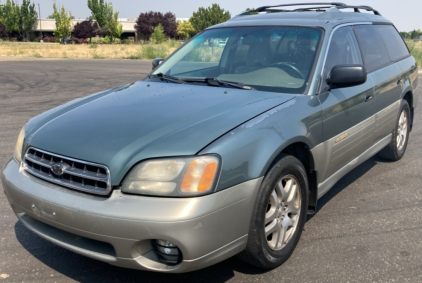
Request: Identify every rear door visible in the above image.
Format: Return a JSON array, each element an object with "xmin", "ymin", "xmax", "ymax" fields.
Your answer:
[
  {"xmin": 354, "ymin": 25, "xmax": 402, "ymax": 142},
  {"xmin": 318, "ymin": 26, "xmax": 375, "ymax": 183}
]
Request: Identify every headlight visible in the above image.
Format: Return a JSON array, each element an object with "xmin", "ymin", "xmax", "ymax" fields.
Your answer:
[
  {"xmin": 121, "ymin": 155, "xmax": 220, "ymax": 197},
  {"xmin": 14, "ymin": 126, "xmax": 26, "ymax": 163}
]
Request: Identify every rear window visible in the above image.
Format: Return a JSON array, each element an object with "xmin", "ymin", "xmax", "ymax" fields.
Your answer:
[
  {"xmin": 354, "ymin": 25, "xmax": 391, "ymax": 72},
  {"xmin": 374, "ymin": 25, "xmax": 409, "ymax": 61}
]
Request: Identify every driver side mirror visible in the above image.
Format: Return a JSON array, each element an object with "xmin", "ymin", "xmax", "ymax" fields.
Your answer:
[
  {"xmin": 152, "ymin": 58, "xmax": 164, "ymax": 70},
  {"xmin": 327, "ymin": 64, "xmax": 367, "ymax": 89}
]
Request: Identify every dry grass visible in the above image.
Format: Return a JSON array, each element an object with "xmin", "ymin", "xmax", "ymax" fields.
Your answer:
[
  {"xmin": 2, "ymin": 40, "xmax": 421, "ymax": 65},
  {"xmin": 0, "ymin": 41, "xmax": 182, "ymax": 60},
  {"xmin": 406, "ymin": 40, "xmax": 422, "ymax": 66}
]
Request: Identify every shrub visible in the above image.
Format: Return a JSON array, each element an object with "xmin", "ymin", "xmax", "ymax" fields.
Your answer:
[
  {"xmin": 73, "ymin": 20, "xmax": 101, "ymax": 39},
  {"xmin": 122, "ymin": 37, "xmax": 135, "ymax": 44},
  {"xmin": 141, "ymin": 44, "xmax": 168, "ymax": 59},
  {"xmin": 135, "ymin": 11, "xmax": 177, "ymax": 40},
  {"xmin": 89, "ymin": 36, "xmax": 120, "ymax": 44},
  {"xmin": 93, "ymin": 53, "xmax": 106, "ymax": 59},
  {"xmin": 151, "ymin": 24, "xmax": 165, "ymax": 44},
  {"xmin": 39, "ymin": 37, "xmax": 56, "ymax": 43},
  {"xmin": 177, "ymin": 20, "xmax": 196, "ymax": 40},
  {"xmin": 73, "ymin": 38, "xmax": 88, "ymax": 44}
]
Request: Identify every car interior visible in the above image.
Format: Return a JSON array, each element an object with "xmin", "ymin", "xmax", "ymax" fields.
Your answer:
[{"xmin": 168, "ymin": 27, "xmax": 321, "ymax": 93}]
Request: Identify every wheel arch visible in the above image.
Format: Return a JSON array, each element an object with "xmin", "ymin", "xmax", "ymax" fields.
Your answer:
[
  {"xmin": 262, "ymin": 139, "xmax": 318, "ymax": 214},
  {"xmin": 402, "ymin": 91, "xmax": 414, "ymax": 131}
]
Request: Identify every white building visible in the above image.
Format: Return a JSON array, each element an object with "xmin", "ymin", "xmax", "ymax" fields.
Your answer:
[{"xmin": 33, "ymin": 18, "xmax": 189, "ymax": 38}]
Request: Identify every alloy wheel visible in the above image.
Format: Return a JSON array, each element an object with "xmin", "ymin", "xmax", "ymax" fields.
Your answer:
[
  {"xmin": 397, "ymin": 110, "xmax": 408, "ymax": 151},
  {"xmin": 264, "ymin": 175, "xmax": 301, "ymax": 250}
]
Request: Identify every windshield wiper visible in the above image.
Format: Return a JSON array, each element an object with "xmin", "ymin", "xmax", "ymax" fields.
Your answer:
[
  {"xmin": 149, "ymin": 73, "xmax": 186, "ymax": 84},
  {"xmin": 182, "ymin": 77, "xmax": 256, "ymax": 90}
]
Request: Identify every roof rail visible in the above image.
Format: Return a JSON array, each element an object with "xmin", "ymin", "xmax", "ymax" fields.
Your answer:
[{"xmin": 240, "ymin": 2, "xmax": 381, "ymax": 16}]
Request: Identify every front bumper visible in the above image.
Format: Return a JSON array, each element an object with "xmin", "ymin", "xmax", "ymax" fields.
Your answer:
[{"xmin": 1, "ymin": 159, "xmax": 262, "ymax": 273}]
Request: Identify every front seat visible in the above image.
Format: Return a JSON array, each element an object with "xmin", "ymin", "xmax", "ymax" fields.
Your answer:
[{"xmin": 234, "ymin": 40, "xmax": 273, "ymax": 74}]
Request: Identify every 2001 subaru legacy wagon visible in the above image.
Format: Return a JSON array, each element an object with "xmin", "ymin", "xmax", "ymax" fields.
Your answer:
[{"xmin": 2, "ymin": 2, "xmax": 418, "ymax": 272}]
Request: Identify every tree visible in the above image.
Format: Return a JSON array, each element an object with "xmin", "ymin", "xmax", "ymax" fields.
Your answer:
[
  {"xmin": 177, "ymin": 20, "xmax": 196, "ymax": 40},
  {"xmin": 47, "ymin": 14, "xmax": 55, "ymax": 19},
  {"xmin": 399, "ymin": 32, "xmax": 409, "ymax": 40},
  {"xmin": 410, "ymin": 30, "xmax": 419, "ymax": 40},
  {"xmin": 0, "ymin": 0, "xmax": 21, "ymax": 39},
  {"xmin": 161, "ymin": 12, "xmax": 177, "ymax": 38},
  {"xmin": 134, "ymin": 11, "xmax": 155, "ymax": 40},
  {"xmin": 190, "ymin": 4, "xmax": 231, "ymax": 33},
  {"xmin": 20, "ymin": 0, "xmax": 37, "ymax": 41},
  {"xmin": 108, "ymin": 11, "xmax": 122, "ymax": 43},
  {"xmin": 0, "ymin": 0, "xmax": 37, "ymax": 41},
  {"xmin": 73, "ymin": 20, "xmax": 100, "ymax": 39},
  {"xmin": 245, "ymin": 7, "xmax": 258, "ymax": 15},
  {"xmin": 87, "ymin": 0, "xmax": 111, "ymax": 28},
  {"xmin": 87, "ymin": 0, "xmax": 122, "ymax": 43},
  {"xmin": 0, "ymin": 21, "xmax": 7, "ymax": 38},
  {"xmin": 52, "ymin": 3, "xmax": 73, "ymax": 40},
  {"xmin": 151, "ymin": 23, "xmax": 165, "ymax": 43},
  {"xmin": 135, "ymin": 11, "xmax": 178, "ymax": 40}
]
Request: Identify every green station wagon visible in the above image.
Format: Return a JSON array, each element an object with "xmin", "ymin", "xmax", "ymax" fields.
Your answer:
[{"xmin": 2, "ymin": 2, "xmax": 418, "ymax": 272}]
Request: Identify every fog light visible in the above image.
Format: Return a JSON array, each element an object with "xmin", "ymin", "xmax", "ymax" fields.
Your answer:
[
  {"xmin": 154, "ymin": 239, "xmax": 182, "ymax": 265},
  {"xmin": 156, "ymin": 239, "xmax": 176, "ymax": 247}
]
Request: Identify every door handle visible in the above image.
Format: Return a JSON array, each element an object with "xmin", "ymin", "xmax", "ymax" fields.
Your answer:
[
  {"xmin": 397, "ymin": 77, "xmax": 402, "ymax": 85},
  {"xmin": 365, "ymin": 93, "xmax": 373, "ymax": 102}
]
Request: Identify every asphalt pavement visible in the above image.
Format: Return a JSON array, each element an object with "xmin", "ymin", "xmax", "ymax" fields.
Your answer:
[{"xmin": 0, "ymin": 59, "xmax": 422, "ymax": 283}]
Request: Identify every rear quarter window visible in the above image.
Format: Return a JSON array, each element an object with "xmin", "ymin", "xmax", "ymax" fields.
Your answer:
[
  {"xmin": 354, "ymin": 25, "xmax": 391, "ymax": 72},
  {"xmin": 374, "ymin": 25, "xmax": 410, "ymax": 61}
]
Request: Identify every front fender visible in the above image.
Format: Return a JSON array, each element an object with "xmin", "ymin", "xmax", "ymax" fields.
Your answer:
[{"xmin": 200, "ymin": 95, "xmax": 323, "ymax": 192}]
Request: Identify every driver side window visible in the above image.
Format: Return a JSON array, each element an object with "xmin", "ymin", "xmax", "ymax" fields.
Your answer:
[{"xmin": 324, "ymin": 26, "xmax": 363, "ymax": 80}]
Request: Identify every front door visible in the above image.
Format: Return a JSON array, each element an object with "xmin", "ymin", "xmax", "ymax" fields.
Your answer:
[{"xmin": 317, "ymin": 26, "xmax": 375, "ymax": 183}]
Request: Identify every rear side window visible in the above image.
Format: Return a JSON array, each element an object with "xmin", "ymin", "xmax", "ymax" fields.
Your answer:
[
  {"xmin": 354, "ymin": 25, "xmax": 391, "ymax": 72},
  {"xmin": 374, "ymin": 25, "xmax": 409, "ymax": 61}
]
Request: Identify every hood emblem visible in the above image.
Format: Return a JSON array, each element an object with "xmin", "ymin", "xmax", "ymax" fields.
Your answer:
[{"xmin": 51, "ymin": 163, "xmax": 68, "ymax": 176}]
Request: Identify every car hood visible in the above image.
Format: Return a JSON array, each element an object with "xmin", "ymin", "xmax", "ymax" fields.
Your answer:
[{"xmin": 28, "ymin": 81, "xmax": 294, "ymax": 185}]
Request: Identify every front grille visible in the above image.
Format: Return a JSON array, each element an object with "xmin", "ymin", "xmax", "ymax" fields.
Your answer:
[{"xmin": 23, "ymin": 147, "xmax": 112, "ymax": 195}]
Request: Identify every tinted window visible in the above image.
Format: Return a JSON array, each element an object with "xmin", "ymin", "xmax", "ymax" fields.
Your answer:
[
  {"xmin": 354, "ymin": 25, "xmax": 391, "ymax": 72},
  {"xmin": 324, "ymin": 26, "xmax": 363, "ymax": 78},
  {"xmin": 375, "ymin": 25, "xmax": 409, "ymax": 61}
]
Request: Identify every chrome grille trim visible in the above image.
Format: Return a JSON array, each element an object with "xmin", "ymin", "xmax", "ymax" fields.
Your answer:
[{"xmin": 23, "ymin": 147, "xmax": 112, "ymax": 195}]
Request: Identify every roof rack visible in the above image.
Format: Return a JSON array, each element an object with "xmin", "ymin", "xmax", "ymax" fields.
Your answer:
[{"xmin": 240, "ymin": 2, "xmax": 381, "ymax": 16}]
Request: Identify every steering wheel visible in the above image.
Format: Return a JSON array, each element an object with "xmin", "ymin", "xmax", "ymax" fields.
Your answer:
[{"xmin": 270, "ymin": 62, "xmax": 305, "ymax": 79}]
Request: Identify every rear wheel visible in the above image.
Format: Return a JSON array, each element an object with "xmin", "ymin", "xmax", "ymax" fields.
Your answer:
[
  {"xmin": 238, "ymin": 155, "xmax": 308, "ymax": 269},
  {"xmin": 378, "ymin": 99, "xmax": 410, "ymax": 161}
]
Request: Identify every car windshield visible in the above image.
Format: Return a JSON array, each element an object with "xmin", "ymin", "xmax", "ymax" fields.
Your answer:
[{"xmin": 150, "ymin": 26, "xmax": 322, "ymax": 94}]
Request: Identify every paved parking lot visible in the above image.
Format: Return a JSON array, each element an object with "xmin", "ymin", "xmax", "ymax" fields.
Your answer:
[{"xmin": 1, "ymin": 59, "xmax": 422, "ymax": 283}]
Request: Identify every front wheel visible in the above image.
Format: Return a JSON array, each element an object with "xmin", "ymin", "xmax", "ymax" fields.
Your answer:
[
  {"xmin": 378, "ymin": 99, "xmax": 411, "ymax": 161},
  {"xmin": 237, "ymin": 154, "xmax": 308, "ymax": 269}
]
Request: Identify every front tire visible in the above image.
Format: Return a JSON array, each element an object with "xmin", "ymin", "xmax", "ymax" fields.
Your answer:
[
  {"xmin": 378, "ymin": 99, "xmax": 411, "ymax": 161},
  {"xmin": 238, "ymin": 154, "xmax": 308, "ymax": 269}
]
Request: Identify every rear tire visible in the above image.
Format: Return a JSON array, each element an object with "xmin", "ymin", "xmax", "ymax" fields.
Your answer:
[
  {"xmin": 378, "ymin": 99, "xmax": 410, "ymax": 161},
  {"xmin": 237, "ymin": 154, "xmax": 308, "ymax": 269}
]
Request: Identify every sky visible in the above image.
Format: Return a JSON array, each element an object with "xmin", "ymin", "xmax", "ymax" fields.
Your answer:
[{"xmin": 29, "ymin": 0, "xmax": 422, "ymax": 32}]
